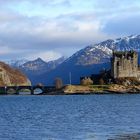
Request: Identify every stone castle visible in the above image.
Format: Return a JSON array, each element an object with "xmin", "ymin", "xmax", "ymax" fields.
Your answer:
[
  {"xmin": 111, "ymin": 50, "xmax": 140, "ymax": 79},
  {"xmin": 80, "ymin": 50, "xmax": 140, "ymax": 85}
]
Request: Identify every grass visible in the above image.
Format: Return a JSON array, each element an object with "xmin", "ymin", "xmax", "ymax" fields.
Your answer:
[
  {"xmin": 63, "ymin": 84, "xmax": 112, "ymax": 93},
  {"xmin": 88, "ymin": 85, "xmax": 111, "ymax": 91}
]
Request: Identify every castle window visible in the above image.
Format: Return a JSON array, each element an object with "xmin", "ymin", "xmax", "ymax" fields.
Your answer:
[{"xmin": 117, "ymin": 61, "xmax": 120, "ymax": 66}]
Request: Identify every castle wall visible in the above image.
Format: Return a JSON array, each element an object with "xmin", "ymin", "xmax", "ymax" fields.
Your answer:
[
  {"xmin": 137, "ymin": 71, "xmax": 140, "ymax": 80},
  {"xmin": 111, "ymin": 51, "xmax": 139, "ymax": 78}
]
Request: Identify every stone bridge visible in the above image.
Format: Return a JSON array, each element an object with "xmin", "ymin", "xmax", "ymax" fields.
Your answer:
[{"xmin": 0, "ymin": 86, "xmax": 56, "ymax": 95}]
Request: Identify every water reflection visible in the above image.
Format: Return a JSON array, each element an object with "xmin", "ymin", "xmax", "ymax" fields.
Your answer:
[
  {"xmin": 7, "ymin": 88, "xmax": 16, "ymax": 94},
  {"xmin": 19, "ymin": 90, "xmax": 31, "ymax": 95},
  {"xmin": 18, "ymin": 88, "xmax": 43, "ymax": 95}
]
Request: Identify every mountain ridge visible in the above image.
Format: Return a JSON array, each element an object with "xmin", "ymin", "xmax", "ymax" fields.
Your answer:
[
  {"xmin": 37, "ymin": 35, "xmax": 140, "ymax": 85},
  {"xmin": 66, "ymin": 34, "xmax": 140, "ymax": 66},
  {"xmin": 5, "ymin": 35, "xmax": 140, "ymax": 85}
]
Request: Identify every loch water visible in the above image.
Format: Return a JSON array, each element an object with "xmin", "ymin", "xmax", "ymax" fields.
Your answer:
[{"xmin": 0, "ymin": 94, "xmax": 140, "ymax": 140}]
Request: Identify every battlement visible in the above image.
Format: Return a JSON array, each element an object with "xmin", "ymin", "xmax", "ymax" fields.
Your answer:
[
  {"xmin": 111, "ymin": 50, "xmax": 139, "ymax": 78},
  {"xmin": 112, "ymin": 50, "xmax": 137, "ymax": 60}
]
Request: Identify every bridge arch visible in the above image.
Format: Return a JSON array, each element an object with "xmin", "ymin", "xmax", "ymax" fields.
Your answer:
[
  {"xmin": 0, "ymin": 85, "xmax": 56, "ymax": 95},
  {"xmin": 6, "ymin": 86, "xmax": 18, "ymax": 94},
  {"xmin": 17, "ymin": 86, "xmax": 33, "ymax": 95},
  {"xmin": 33, "ymin": 86, "xmax": 44, "ymax": 95}
]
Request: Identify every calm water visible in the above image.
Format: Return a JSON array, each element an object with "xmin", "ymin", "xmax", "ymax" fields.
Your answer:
[{"xmin": 0, "ymin": 94, "xmax": 140, "ymax": 140}]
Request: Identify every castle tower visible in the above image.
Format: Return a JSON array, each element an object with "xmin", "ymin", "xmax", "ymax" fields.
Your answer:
[{"xmin": 111, "ymin": 51, "xmax": 138, "ymax": 78}]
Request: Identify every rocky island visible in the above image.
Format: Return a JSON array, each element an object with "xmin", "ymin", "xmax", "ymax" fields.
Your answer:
[
  {"xmin": 61, "ymin": 50, "xmax": 140, "ymax": 95},
  {"xmin": 61, "ymin": 84, "xmax": 140, "ymax": 94}
]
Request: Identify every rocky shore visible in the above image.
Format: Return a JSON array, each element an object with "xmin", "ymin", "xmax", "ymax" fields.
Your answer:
[
  {"xmin": 61, "ymin": 84, "xmax": 140, "ymax": 94},
  {"xmin": 1, "ymin": 84, "xmax": 140, "ymax": 95}
]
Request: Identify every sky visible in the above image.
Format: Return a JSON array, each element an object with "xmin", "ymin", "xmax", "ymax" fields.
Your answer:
[{"xmin": 0, "ymin": 0, "xmax": 140, "ymax": 61}]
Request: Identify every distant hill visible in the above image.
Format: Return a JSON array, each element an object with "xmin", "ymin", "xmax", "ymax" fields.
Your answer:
[
  {"xmin": 0, "ymin": 62, "xmax": 31, "ymax": 86},
  {"xmin": 6, "ymin": 59, "xmax": 28, "ymax": 68},
  {"xmin": 8, "ymin": 57, "xmax": 66, "ymax": 75},
  {"xmin": 7, "ymin": 57, "xmax": 66, "ymax": 85},
  {"xmin": 35, "ymin": 35, "xmax": 140, "ymax": 85}
]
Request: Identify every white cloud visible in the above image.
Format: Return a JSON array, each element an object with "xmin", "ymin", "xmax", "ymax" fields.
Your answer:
[
  {"xmin": 26, "ymin": 51, "xmax": 62, "ymax": 62},
  {"xmin": 0, "ymin": 45, "xmax": 11, "ymax": 55},
  {"xmin": 0, "ymin": 0, "xmax": 139, "ymax": 61}
]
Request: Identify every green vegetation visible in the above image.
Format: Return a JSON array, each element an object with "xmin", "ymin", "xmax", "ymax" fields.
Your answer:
[{"xmin": 89, "ymin": 85, "xmax": 111, "ymax": 92}]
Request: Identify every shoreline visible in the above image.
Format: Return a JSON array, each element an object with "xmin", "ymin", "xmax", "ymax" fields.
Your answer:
[
  {"xmin": 61, "ymin": 84, "xmax": 140, "ymax": 94},
  {"xmin": 1, "ymin": 84, "xmax": 140, "ymax": 95},
  {"xmin": 1, "ymin": 92, "xmax": 140, "ymax": 95}
]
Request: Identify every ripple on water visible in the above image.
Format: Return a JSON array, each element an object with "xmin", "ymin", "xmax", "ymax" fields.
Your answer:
[{"xmin": 0, "ymin": 94, "xmax": 139, "ymax": 140}]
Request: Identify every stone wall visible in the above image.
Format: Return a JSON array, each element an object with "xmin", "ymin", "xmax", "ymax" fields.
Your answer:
[{"xmin": 111, "ymin": 51, "xmax": 139, "ymax": 78}]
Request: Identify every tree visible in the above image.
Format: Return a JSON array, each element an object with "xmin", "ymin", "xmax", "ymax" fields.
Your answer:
[
  {"xmin": 99, "ymin": 78, "xmax": 104, "ymax": 85},
  {"xmin": 81, "ymin": 77, "xmax": 93, "ymax": 86},
  {"xmin": 36, "ymin": 83, "xmax": 44, "ymax": 87},
  {"xmin": 55, "ymin": 77, "xmax": 63, "ymax": 89}
]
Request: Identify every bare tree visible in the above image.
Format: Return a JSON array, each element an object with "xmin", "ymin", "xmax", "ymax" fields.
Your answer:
[
  {"xmin": 99, "ymin": 78, "xmax": 104, "ymax": 85},
  {"xmin": 36, "ymin": 83, "xmax": 44, "ymax": 87},
  {"xmin": 55, "ymin": 77, "xmax": 63, "ymax": 89}
]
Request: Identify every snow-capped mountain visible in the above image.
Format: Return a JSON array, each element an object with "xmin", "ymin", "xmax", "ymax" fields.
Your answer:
[
  {"xmin": 21, "ymin": 58, "xmax": 47, "ymax": 73},
  {"xmin": 5, "ymin": 57, "xmax": 66, "ymax": 85},
  {"xmin": 20, "ymin": 57, "xmax": 66, "ymax": 75},
  {"xmin": 6, "ymin": 59, "xmax": 28, "ymax": 68},
  {"xmin": 66, "ymin": 35, "xmax": 140, "ymax": 66},
  {"xmin": 6, "ymin": 35, "xmax": 140, "ymax": 85},
  {"xmin": 36, "ymin": 35, "xmax": 140, "ymax": 85}
]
